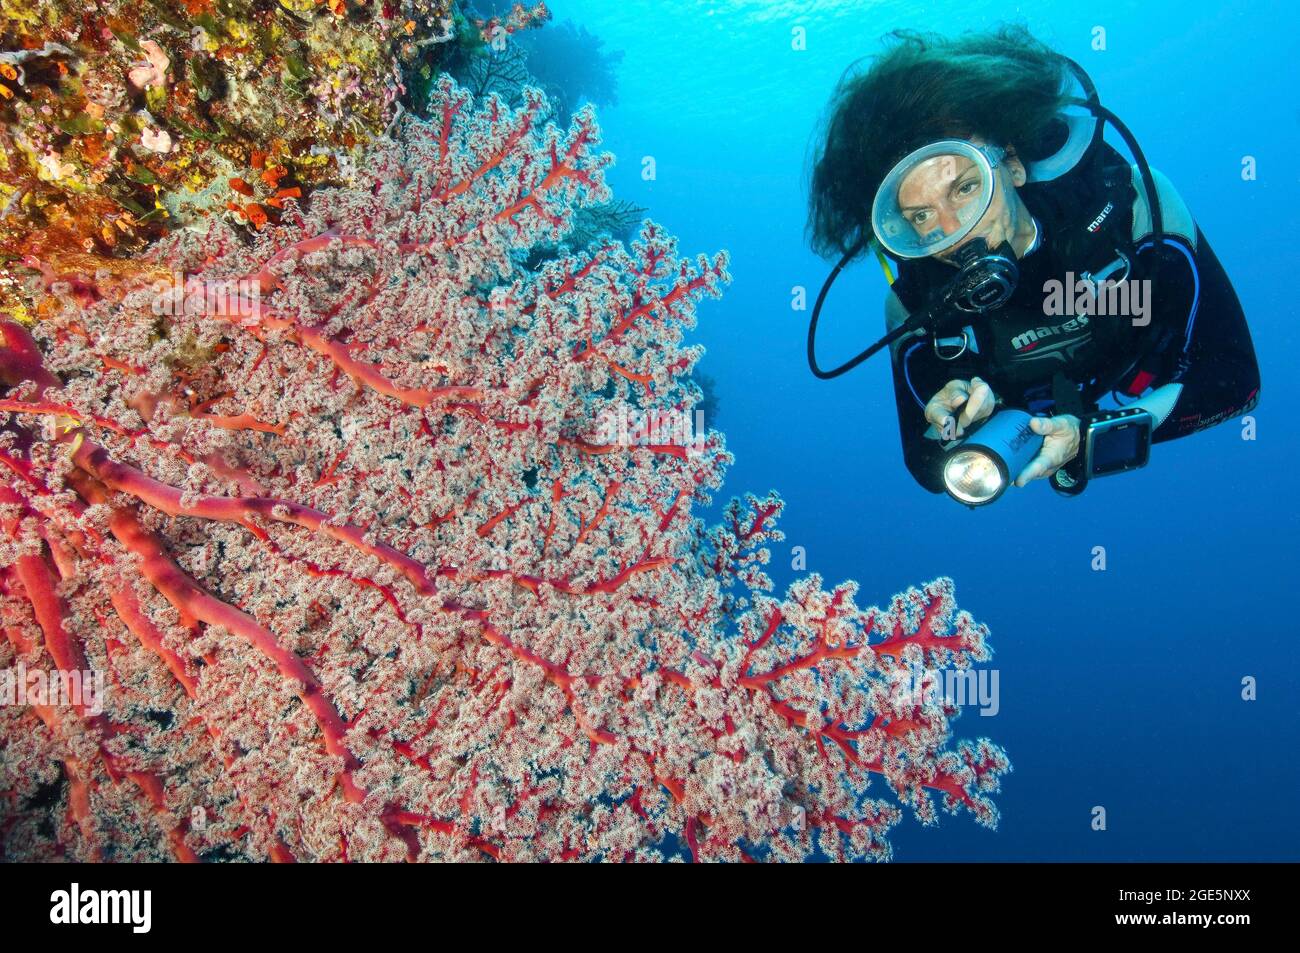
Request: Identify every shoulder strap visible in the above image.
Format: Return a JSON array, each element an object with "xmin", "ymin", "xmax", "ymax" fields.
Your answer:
[
  {"xmin": 1129, "ymin": 164, "xmax": 1196, "ymax": 250},
  {"xmin": 1067, "ymin": 147, "xmax": 1204, "ymax": 402},
  {"xmin": 1045, "ymin": 141, "xmax": 1139, "ymax": 266},
  {"xmin": 1113, "ymin": 165, "xmax": 1198, "ymax": 392}
]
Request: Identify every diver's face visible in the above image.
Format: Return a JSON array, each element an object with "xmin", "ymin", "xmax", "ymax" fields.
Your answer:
[{"xmin": 896, "ymin": 140, "xmax": 1031, "ymax": 266}]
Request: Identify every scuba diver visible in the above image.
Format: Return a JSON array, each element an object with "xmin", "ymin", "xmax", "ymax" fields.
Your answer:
[{"xmin": 804, "ymin": 26, "xmax": 1260, "ymax": 503}]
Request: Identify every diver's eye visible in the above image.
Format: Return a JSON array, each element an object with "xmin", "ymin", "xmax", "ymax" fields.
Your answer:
[
  {"xmin": 956, "ymin": 179, "xmax": 981, "ymax": 198},
  {"xmin": 909, "ymin": 209, "xmax": 933, "ymax": 227}
]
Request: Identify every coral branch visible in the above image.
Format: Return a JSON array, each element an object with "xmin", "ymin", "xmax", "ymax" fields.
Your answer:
[{"xmin": 0, "ymin": 75, "xmax": 1007, "ymax": 862}]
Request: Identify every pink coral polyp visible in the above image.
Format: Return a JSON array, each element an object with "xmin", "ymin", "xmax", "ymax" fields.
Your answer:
[
  {"xmin": 0, "ymin": 77, "xmax": 1007, "ymax": 862},
  {"xmin": 127, "ymin": 39, "xmax": 170, "ymax": 91}
]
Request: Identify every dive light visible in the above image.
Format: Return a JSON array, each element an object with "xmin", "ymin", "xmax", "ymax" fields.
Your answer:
[
  {"xmin": 943, "ymin": 405, "xmax": 1158, "ymax": 505},
  {"xmin": 941, "ymin": 410, "xmax": 1043, "ymax": 506}
]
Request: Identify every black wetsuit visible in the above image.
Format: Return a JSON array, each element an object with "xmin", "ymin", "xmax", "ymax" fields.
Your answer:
[{"xmin": 885, "ymin": 143, "xmax": 1261, "ymax": 494}]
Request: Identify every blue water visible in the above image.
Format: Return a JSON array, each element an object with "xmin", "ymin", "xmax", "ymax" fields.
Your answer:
[{"xmin": 533, "ymin": 0, "xmax": 1298, "ymax": 860}]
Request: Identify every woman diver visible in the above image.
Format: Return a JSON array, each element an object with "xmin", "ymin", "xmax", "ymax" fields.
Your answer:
[{"xmin": 804, "ymin": 26, "xmax": 1260, "ymax": 501}]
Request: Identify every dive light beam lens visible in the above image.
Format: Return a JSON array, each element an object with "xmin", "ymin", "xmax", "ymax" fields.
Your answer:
[{"xmin": 943, "ymin": 450, "xmax": 1006, "ymax": 505}]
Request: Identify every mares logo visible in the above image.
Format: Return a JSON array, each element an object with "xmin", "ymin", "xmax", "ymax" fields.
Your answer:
[
  {"xmin": 1010, "ymin": 315, "xmax": 1091, "ymax": 354},
  {"xmin": 1086, "ymin": 201, "xmax": 1115, "ymax": 233}
]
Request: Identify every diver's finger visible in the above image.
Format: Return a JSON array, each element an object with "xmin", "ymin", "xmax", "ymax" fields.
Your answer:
[
  {"xmin": 1014, "ymin": 455, "xmax": 1050, "ymax": 487},
  {"xmin": 1032, "ymin": 440, "xmax": 1071, "ymax": 479},
  {"xmin": 926, "ymin": 395, "xmax": 962, "ymax": 428},
  {"xmin": 941, "ymin": 379, "xmax": 971, "ymax": 404},
  {"xmin": 956, "ymin": 399, "xmax": 981, "ymax": 429},
  {"xmin": 1029, "ymin": 415, "xmax": 1067, "ymax": 436},
  {"xmin": 926, "ymin": 381, "xmax": 971, "ymax": 429},
  {"xmin": 940, "ymin": 390, "xmax": 970, "ymax": 418},
  {"xmin": 924, "ymin": 404, "xmax": 947, "ymax": 430},
  {"xmin": 958, "ymin": 378, "xmax": 995, "ymax": 428}
]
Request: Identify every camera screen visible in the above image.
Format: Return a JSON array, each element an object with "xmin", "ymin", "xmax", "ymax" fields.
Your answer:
[{"xmin": 1090, "ymin": 421, "xmax": 1150, "ymax": 475}]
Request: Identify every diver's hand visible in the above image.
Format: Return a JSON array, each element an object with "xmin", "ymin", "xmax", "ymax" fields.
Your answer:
[
  {"xmin": 1015, "ymin": 415, "xmax": 1082, "ymax": 486},
  {"xmin": 925, "ymin": 377, "xmax": 998, "ymax": 440}
]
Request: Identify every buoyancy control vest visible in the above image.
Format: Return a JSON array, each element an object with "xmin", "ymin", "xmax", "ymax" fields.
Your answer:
[
  {"xmin": 886, "ymin": 138, "xmax": 1156, "ymax": 416},
  {"xmin": 806, "ymin": 54, "xmax": 1186, "ymax": 417}
]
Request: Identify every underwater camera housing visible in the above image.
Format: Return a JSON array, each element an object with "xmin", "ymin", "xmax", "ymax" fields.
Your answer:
[
  {"xmin": 1050, "ymin": 407, "xmax": 1154, "ymax": 496},
  {"xmin": 942, "ymin": 405, "xmax": 1156, "ymax": 506}
]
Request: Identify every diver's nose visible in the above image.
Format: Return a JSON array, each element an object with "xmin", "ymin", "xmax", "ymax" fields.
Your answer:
[{"xmin": 935, "ymin": 205, "xmax": 963, "ymax": 236}]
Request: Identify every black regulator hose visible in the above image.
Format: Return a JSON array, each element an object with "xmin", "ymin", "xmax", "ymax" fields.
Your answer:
[
  {"xmin": 807, "ymin": 239, "xmax": 1014, "ymax": 380},
  {"xmin": 806, "ymin": 239, "xmax": 899, "ymax": 380}
]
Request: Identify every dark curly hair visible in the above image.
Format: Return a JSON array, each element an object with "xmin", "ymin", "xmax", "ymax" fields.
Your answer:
[{"xmin": 805, "ymin": 24, "xmax": 1071, "ymax": 260}]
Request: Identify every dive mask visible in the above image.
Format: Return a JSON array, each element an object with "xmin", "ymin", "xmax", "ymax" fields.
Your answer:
[{"xmin": 871, "ymin": 139, "xmax": 1007, "ymax": 259}]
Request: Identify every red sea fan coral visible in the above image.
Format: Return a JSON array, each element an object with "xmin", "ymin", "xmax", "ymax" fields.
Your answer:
[{"xmin": 0, "ymin": 75, "xmax": 1008, "ymax": 862}]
